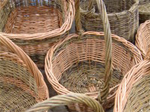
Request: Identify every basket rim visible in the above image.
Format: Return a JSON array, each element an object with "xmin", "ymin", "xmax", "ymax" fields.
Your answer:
[
  {"xmin": 45, "ymin": 31, "xmax": 143, "ymax": 99},
  {"xmin": 114, "ymin": 60, "xmax": 150, "ymax": 112},
  {"xmin": 80, "ymin": 0, "xmax": 139, "ymax": 16},
  {"xmin": 135, "ymin": 20, "xmax": 150, "ymax": 57},
  {"xmin": 0, "ymin": 0, "xmax": 75, "ymax": 40}
]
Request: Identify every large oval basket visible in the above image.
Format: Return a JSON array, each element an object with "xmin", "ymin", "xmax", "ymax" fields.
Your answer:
[
  {"xmin": 80, "ymin": 0, "xmax": 139, "ymax": 42},
  {"xmin": 0, "ymin": 34, "xmax": 49, "ymax": 112},
  {"xmin": 114, "ymin": 51, "xmax": 150, "ymax": 112},
  {"xmin": 0, "ymin": 0, "xmax": 75, "ymax": 68}
]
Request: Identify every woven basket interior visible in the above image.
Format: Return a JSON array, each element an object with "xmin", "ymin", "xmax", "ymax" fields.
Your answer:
[
  {"xmin": 51, "ymin": 34, "xmax": 136, "ymax": 94},
  {"xmin": 1, "ymin": 0, "xmax": 64, "ymax": 34},
  {"xmin": 123, "ymin": 74, "xmax": 150, "ymax": 112},
  {"xmin": 80, "ymin": 0, "xmax": 135, "ymax": 13}
]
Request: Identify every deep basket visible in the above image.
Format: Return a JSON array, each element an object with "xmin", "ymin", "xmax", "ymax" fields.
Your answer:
[
  {"xmin": 44, "ymin": 0, "xmax": 142, "ymax": 111},
  {"xmin": 80, "ymin": 0, "xmax": 139, "ymax": 42}
]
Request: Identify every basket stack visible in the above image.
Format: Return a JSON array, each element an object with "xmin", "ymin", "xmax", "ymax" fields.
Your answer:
[
  {"xmin": 0, "ymin": 34, "xmax": 49, "ymax": 112},
  {"xmin": 0, "ymin": 0, "xmax": 75, "ymax": 68},
  {"xmin": 80, "ymin": 0, "xmax": 139, "ymax": 42},
  {"xmin": 44, "ymin": 0, "xmax": 142, "ymax": 111}
]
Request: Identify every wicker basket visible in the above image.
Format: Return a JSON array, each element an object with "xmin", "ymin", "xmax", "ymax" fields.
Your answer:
[
  {"xmin": 139, "ymin": 0, "xmax": 150, "ymax": 23},
  {"xmin": 80, "ymin": 0, "xmax": 139, "ymax": 42},
  {"xmin": 135, "ymin": 20, "xmax": 150, "ymax": 58},
  {"xmin": 114, "ymin": 49, "xmax": 150, "ymax": 112},
  {"xmin": 0, "ymin": 0, "xmax": 75, "ymax": 68},
  {"xmin": 26, "ymin": 93, "xmax": 104, "ymax": 112},
  {"xmin": 0, "ymin": 34, "xmax": 49, "ymax": 112},
  {"xmin": 44, "ymin": 0, "xmax": 142, "ymax": 111}
]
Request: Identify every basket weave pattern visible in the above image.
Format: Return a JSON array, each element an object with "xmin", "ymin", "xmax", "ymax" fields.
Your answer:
[
  {"xmin": 0, "ymin": 0, "xmax": 75, "ymax": 68},
  {"xmin": 80, "ymin": 0, "xmax": 139, "ymax": 41},
  {"xmin": 0, "ymin": 34, "xmax": 49, "ymax": 111}
]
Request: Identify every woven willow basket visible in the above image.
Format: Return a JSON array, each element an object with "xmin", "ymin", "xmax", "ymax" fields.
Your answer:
[
  {"xmin": 80, "ymin": 0, "xmax": 139, "ymax": 42},
  {"xmin": 26, "ymin": 93, "xmax": 104, "ymax": 112},
  {"xmin": 45, "ymin": 0, "xmax": 142, "ymax": 111},
  {"xmin": 114, "ymin": 50, "xmax": 150, "ymax": 112},
  {"xmin": 0, "ymin": 0, "xmax": 75, "ymax": 68},
  {"xmin": 136, "ymin": 20, "xmax": 150, "ymax": 58},
  {"xmin": 139, "ymin": 0, "xmax": 150, "ymax": 23},
  {"xmin": 0, "ymin": 34, "xmax": 49, "ymax": 112}
]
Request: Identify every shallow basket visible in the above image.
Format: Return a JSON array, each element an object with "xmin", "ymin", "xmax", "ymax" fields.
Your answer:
[
  {"xmin": 114, "ymin": 50, "xmax": 150, "ymax": 112},
  {"xmin": 80, "ymin": 0, "xmax": 139, "ymax": 42},
  {"xmin": 139, "ymin": 0, "xmax": 150, "ymax": 23},
  {"xmin": 0, "ymin": 0, "xmax": 75, "ymax": 68},
  {"xmin": 136, "ymin": 20, "xmax": 150, "ymax": 57},
  {"xmin": 0, "ymin": 34, "xmax": 49, "ymax": 112}
]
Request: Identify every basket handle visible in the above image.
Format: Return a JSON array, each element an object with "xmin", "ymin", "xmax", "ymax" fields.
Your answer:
[
  {"xmin": 0, "ymin": 34, "xmax": 48, "ymax": 100},
  {"xmin": 75, "ymin": 0, "xmax": 112, "ymax": 103},
  {"xmin": 26, "ymin": 93, "xmax": 104, "ymax": 112}
]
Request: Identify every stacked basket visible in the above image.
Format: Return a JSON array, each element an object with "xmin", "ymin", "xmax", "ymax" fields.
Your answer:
[{"xmin": 0, "ymin": 0, "xmax": 75, "ymax": 68}]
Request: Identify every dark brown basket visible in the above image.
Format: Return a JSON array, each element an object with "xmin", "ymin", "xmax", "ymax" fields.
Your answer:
[
  {"xmin": 0, "ymin": 34, "xmax": 49, "ymax": 112},
  {"xmin": 0, "ymin": 0, "xmax": 75, "ymax": 68},
  {"xmin": 80, "ymin": 0, "xmax": 139, "ymax": 42}
]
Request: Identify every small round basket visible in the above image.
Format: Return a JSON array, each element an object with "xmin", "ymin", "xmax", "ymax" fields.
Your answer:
[
  {"xmin": 114, "ymin": 49, "xmax": 150, "ymax": 112},
  {"xmin": 45, "ymin": 0, "xmax": 142, "ymax": 110},
  {"xmin": 80, "ymin": 0, "xmax": 139, "ymax": 42},
  {"xmin": 136, "ymin": 20, "xmax": 150, "ymax": 58},
  {"xmin": 0, "ymin": 34, "xmax": 49, "ymax": 112},
  {"xmin": 0, "ymin": 0, "xmax": 75, "ymax": 68}
]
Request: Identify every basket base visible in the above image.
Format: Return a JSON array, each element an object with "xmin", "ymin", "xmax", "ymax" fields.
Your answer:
[{"xmin": 4, "ymin": 6, "xmax": 63, "ymax": 34}]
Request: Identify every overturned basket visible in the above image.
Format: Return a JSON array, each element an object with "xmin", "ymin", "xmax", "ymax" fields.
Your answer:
[
  {"xmin": 139, "ymin": 0, "xmax": 150, "ymax": 23},
  {"xmin": 0, "ymin": 0, "xmax": 75, "ymax": 68},
  {"xmin": 114, "ymin": 49, "xmax": 150, "ymax": 112},
  {"xmin": 136, "ymin": 20, "xmax": 150, "ymax": 57},
  {"xmin": 26, "ymin": 93, "xmax": 104, "ymax": 112},
  {"xmin": 45, "ymin": 0, "xmax": 142, "ymax": 110},
  {"xmin": 80, "ymin": 0, "xmax": 139, "ymax": 42},
  {"xmin": 0, "ymin": 34, "xmax": 49, "ymax": 112}
]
